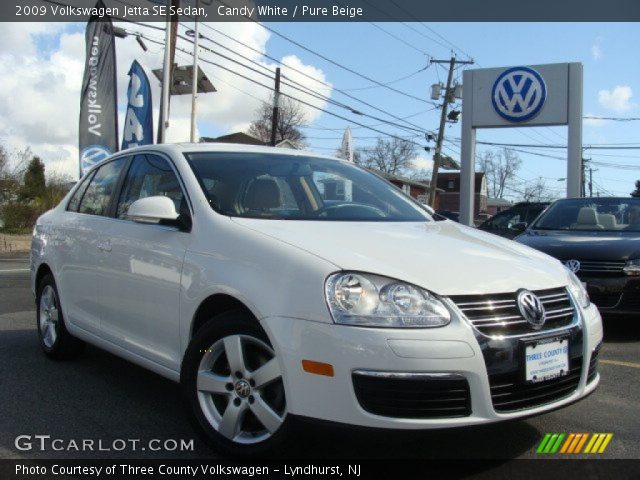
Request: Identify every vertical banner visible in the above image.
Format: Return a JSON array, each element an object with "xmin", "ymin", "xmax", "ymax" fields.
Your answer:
[
  {"xmin": 78, "ymin": 0, "xmax": 118, "ymax": 177},
  {"xmin": 122, "ymin": 60, "xmax": 154, "ymax": 150},
  {"xmin": 340, "ymin": 127, "xmax": 353, "ymax": 162}
]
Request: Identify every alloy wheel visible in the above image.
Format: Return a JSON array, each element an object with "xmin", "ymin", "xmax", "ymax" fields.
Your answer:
[{"xmin": 196, "ymin": 334, "xmax": 286, "ymax": 444}]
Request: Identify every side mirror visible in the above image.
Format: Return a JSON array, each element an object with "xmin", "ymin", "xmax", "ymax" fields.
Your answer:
[
  {"xmin": 510, "ymin": 222, "xmax": 528, "ymax": 232},
  {"xmin": 422, "ymin": 204, "xmax": 435, "ymax": 215},
  {"xmin": 128, "ymin": 196, "xmax": 179, "ymax": 225}
]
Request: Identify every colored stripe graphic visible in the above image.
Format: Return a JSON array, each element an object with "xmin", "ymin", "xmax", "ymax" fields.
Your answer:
[{"xmin": 539, "ymin": 433, "xmax": 613, "ymax": 454}]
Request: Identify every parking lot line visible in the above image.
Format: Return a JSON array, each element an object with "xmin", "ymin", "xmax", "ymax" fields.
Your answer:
[
  {"xmin": 0, "ymin": 269, "xmax": 30, "ymax": 273},
  {"xmin": 600, "ymin": 359, "xmax": 640, "ymax": 369}
]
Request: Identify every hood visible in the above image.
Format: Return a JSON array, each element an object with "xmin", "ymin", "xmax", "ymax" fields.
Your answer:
[
  {"xmin": 516, "ymin": 230, "xmax": 640, "ymax": 261},
  {"xmin": 231, "ymin": 218, "xmax": 569, "ymax": 296}
]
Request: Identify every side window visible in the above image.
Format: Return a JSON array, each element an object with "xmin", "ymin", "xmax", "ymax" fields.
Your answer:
[
  {"xmin": 67, "ymin": 172, "xmax": 94, "ymax": 212},
  {"xmin": 489, "ymin": 209, "xmax": 522, "ymax": 229},
  {"xmin": 116, "ymin": 155, "xmax": 185, "ymax": 219},
  {"xmin": 525, "ymin": 206, "xmax": 544, "ymax": 224},
  {"xmin": 78, "ymin": 158, "xmax": 127, "ymax": 216}
]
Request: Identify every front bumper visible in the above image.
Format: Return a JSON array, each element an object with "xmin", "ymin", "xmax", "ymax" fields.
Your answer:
[
  {"xmin": 580, "ymin": 274, "xmax": 640, "ymax": 315},
  {"xmin": 261, "ymin": 304, "xmax": 603, "ymax": 430}
]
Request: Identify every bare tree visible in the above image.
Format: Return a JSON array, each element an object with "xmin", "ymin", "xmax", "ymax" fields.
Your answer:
[
  {"xmin": 247, "ymin": 97, "xmax": 308, "ymax": 146},
  {"xmin": 521, "ymin": 177, "xmax": 555, "ymax": 202},
  {"xmin": 476, "ymin": 148, "xmax": 522, "ymax": 198},
  {"xmin": 355, "ymin": 137, "xmax": 417, "ymax": 175}
]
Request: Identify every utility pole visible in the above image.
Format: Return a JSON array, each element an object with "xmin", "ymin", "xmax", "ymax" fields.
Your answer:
[
  {"xmin": 428, "ymin": 56, "xmax": 474, "ymax": 206},
  {"xmin": 587, "ymin": 164, "xmax": 597, "ymax": 197},
  {"xmin": 270, "ymin": 67, "xmax": 281, "ymax": 146},
  {"xmin": 157, "ymin": 0, "xmax": 180, "ymax": 144},
  {"xmin": 189, "ymin": 0, "xmax": 200, "ymax": 143}
]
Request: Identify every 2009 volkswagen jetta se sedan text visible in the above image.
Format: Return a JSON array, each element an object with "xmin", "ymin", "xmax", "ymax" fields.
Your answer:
[{"xmin": 31, "ymin": 144, "xmax": 602, "ymax": 456}]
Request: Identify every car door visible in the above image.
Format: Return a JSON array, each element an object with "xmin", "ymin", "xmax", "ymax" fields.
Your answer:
[
  {"xmin": 98, "ymin": 153, "xmax": 191, "ymax": 370},
  {"xmin": 56, "ymin": 157, "xmax": 128, "ymax": 336}
]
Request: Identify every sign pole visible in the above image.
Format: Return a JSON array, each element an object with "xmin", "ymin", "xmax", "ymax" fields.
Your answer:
[
  {"xmin": 566, "ymin": 63, "xmax": 583, "ymax": 198},
  {"xmin": 460, "ymin": 68, "xmax": 475, "ymax": 226}
]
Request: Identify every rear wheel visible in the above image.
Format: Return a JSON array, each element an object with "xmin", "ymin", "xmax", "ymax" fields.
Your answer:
[
  {"xmin": 181, "ymin": 310, "xmax": 291, "ymax": 456},
  {"xmin": 36, "ymin": 274, "xmax": 85, "ymax": 360}
]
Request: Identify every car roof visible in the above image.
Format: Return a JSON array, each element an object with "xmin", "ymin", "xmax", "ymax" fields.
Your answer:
[{"xmin": 116, "ymin": 142, "xmax": 344, "ymax": 162}]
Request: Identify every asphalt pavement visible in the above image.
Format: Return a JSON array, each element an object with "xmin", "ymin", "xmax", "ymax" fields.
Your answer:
[{"xmin": 0, "ymin": 254, "xmax": 638, "ymax": 461}]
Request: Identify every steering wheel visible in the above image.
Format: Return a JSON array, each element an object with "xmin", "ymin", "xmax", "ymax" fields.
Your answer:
[{"xmin": 317, "ymin": 203, "xmax": 386, "ymax": 219}]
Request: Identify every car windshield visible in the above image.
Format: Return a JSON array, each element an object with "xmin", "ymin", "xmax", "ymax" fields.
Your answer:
[
  {"xmin": 185, "ymin": 152, "xmax": 432, "ymax": 222},
  {"xmin": 531, "ymin": 198, "xmax": 640, "ymax": 232}
]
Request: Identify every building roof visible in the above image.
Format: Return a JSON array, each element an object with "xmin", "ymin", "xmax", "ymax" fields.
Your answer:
[
  {"xmin": 372, "ymin": 170, "xmax": 444, "ymax": 192},
  {"xmin": 487, "ymin": 197, "xmax": 513, "ymax": 207},
  {"xmin": 200, "ymin": 132, "xmax": 265, "ymax": 146}
]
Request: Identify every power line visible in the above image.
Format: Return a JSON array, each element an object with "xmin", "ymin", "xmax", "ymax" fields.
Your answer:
[
  {"xmin": 214, "ymin": 0, "xmax": 434, "ymax": 105},
  {"xmin": 368, "ymin": 23, "xmax": 432, "ymax": 56},
  {"xmin": 138, "ymin": 32, "xmax": 430, "ymax": 149},
  {"xmin": 193, "ymin": 23, "xmax": 438, "ymax": 134},
  {"xmin": 583, "ymin": 116, "xmax": 640, "ymax": 121}
]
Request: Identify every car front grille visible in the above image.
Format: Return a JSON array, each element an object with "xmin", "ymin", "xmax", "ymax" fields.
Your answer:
[
  {"xmin": 489, "ymin": 355, "xmax": 583, "ymax": 412},
  {"xmin": 587, "ymin": 343, "xmax": 601, "ymax": 384},
  {"xmin": 450, "ymin": 287, "xmax": 575, "ymax": 336},
  {"xmin": 570, "ymin": 260, "xmax": 626, "ymax": 275},
  {"xmin": 352, "ymin": 372, "xmax": 471, "ymax": 419}
]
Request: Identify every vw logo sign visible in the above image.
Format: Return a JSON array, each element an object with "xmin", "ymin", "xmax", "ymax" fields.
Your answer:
[
  {"xmin": 565, "ymin": 259, "xmax": 581, "ymax": 273},
  {"xmin": 492, "ymin": 66, "xmax": 547, "ymax": 123},
  {"xmin": 517, "ymin": 289, "xmax": 546, "ymax": 329},
  {"xmin": 80, "ymin": 145, "xmax": 112, "ymax": 174}
]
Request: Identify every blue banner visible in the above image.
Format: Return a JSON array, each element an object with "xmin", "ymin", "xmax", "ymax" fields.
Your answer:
[{"xmin": 122, "ymin": 60, "xmax": 153, "ymax": 150}]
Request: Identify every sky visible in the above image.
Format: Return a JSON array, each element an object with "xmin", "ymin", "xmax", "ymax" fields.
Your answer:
[{"xmin": 0, "ymin": 19, "xmax": 638, "ymax": 200}]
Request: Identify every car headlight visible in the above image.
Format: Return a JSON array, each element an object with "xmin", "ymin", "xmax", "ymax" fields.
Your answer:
[
  {"xmin": 325, "ymin": 272, "xmax": 451, "ymax": 328},
  {"xmin": 565, "ymin": 268, "xmax": 590, "ymax": 309},
  {"xmin": 623, "ymin": 259, "xmax": 640, "ymax": 276}
]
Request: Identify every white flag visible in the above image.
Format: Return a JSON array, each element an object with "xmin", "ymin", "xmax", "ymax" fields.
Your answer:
[{"xmin": 340, "ymin": 127, "xmax": 354, "ymax": 162}]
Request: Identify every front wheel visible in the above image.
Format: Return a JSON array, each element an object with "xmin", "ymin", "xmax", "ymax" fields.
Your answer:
[{"xmin": 181, "ymin": 310, "xmax": 292, "ymax": 456}]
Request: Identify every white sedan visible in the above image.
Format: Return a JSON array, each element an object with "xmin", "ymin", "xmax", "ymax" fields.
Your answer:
[{"xmin": 31, "ymin": 143, "xmax": 602, "ymax": 456}]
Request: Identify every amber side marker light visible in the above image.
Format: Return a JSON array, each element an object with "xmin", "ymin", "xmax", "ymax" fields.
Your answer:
[{"xmin": 302, "ymin": 360, "xmax": 334, "ymax": 377}]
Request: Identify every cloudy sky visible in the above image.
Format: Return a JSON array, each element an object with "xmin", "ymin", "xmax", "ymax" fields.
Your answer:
[{"xmin": 0, "ymin": 19, "xmax": 638, "ymax": 198}]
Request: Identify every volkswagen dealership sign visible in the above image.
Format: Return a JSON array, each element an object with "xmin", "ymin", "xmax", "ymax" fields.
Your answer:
[
  {"xmin": 491, "ymin": 66, "xmax": 547, "ymax": 122},
  {"xmin": 458, "ymin": 63, "xmax": 583, "ymax": 225}
]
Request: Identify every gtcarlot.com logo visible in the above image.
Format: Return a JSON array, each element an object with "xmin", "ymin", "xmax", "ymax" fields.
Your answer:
[
  {"xmin": 537, "ymin": 432, "xmax": 613, "ymax": 454},
  {"xmin": 15, "ymin": 435, "xmax": 194, "ymax": 452}
]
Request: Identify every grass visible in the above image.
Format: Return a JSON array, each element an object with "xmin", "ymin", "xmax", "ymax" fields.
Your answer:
[{"xmin": 0, "ymin": 227, "xmax": 32, "ymax": 235}]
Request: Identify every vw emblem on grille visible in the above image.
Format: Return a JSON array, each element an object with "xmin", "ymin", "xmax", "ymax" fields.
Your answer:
[
  {"xmin": 565, "ymin": 259, "xmax": 581, "ymax": 273},
  {"xmin": 517, "ymin": 290, "xmax": 546, "ymax": 329},
  {"xmin": 234, "ymin": 379, "xmax": 251, "ymax": 398},
  {"xmin": 492, "ymin": 66, "xmax": 547, "ymax": 123}
]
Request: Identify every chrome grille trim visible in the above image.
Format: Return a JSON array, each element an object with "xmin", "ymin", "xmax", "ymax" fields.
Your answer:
[
  {"xmin": 566, "ymin": 260, "xmax": 626, "ymax": 273},
  {"xmin": 449, "ymin": 287, "xmax": 577, "ymax": 337}
]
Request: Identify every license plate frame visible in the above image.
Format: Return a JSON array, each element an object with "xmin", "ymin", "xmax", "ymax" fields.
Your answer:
[{"xmin": 523, "ymin": 336, "xmax": 570, "ymax": 384}]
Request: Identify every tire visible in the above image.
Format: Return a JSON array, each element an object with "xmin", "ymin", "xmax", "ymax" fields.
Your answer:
[
  {"xmin": 181, "ymin": 310, "xmax": 293, "ymax": 457},
  {"xmin": 36, "ymin": 273, "xmax": 85, "ymax": 360}
]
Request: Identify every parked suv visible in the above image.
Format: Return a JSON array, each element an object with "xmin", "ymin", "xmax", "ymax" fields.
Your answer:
[
  {"xmin": 478, "ymin": 202, "xmax": 550, "ymax": 239},
  {"xmin": 31, "ymin": 144, "xmax": 602, "ymax": 456}
]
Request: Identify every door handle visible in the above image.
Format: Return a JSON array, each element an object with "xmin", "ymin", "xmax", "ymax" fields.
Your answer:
[{"xmin": 97, "ymin": 241, "xmax": 112, "ymax": 252}]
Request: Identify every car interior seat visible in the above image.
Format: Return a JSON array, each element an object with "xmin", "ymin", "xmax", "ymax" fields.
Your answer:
[
  {"xmin": 597, "ymin": 213, "xmax": 617, "ymax": 230},
  {"xmin": 243, "ymin": 178, "xmax": 281, "ymax": 216},
  {"xmin": 571, "ymin": 207, "xmax": 603, "ymax": 230}
]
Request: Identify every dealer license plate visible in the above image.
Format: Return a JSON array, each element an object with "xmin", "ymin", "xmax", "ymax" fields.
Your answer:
[{"xmin": 525, "ymin": 338, "xmax": 569, "ymax": 383}]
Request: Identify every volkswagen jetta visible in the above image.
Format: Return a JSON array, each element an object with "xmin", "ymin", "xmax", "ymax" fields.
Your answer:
[{"xmin": 31, "ymin": 144, "xmax": 602, "ymax": 456}]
